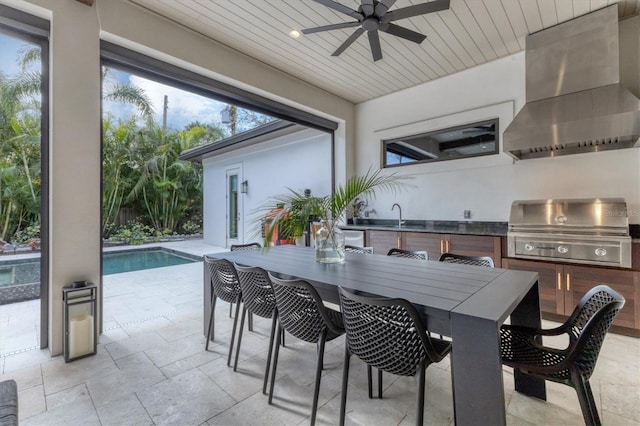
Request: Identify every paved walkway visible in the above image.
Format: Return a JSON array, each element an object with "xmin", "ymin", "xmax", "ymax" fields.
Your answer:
[{"xmin": 0, "ymin": 239, "xmax": 226, "ymax": 356}]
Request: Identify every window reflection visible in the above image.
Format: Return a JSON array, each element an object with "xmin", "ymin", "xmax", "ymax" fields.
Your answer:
[{"xmin": 383, "ymin": 119, "xmax": 498, "ymax": 167}]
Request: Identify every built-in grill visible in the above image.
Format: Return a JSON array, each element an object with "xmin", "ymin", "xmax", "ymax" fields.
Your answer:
[{"xmin": 508, "ymin": 198, "xmax": 632, "ymax": 268}]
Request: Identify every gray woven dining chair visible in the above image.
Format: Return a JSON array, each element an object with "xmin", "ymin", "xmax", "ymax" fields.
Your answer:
[
  {"xmin": 344, "ymin": 245, "xmax": 374, "ymax": 254},
  {"xmin": 500, "ymin": 285, "xmax": 624, "ymax": 426},
  {"xmin": 338, "ymin": 287, "xmax": 451, "ymax": 426},
  {"xmin": 387, "ymin": 248, "xmax": 428, "ymax": 260},
  {"xmin": 230, "ymin": 242, "xmax": 262, "ymax": 251},
  {"xmin": 438, "ymin": 252, "xmax": 494, "ymax": 267},
  {"xmin": 234, "ymin": 264, "xmax": 278, "ymax": 394},
  {"xmin": 267, "ymin": 274, "xmax": 345, "ymax": 426},
  {"xmin": 204, "ymin": 257, "xmax": 243, "ymax": 366}
]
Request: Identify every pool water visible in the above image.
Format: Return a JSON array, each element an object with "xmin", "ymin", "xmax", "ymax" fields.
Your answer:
[
  {"xmin": 0, "ymin": 249, "xmax": 199, "ymax": 287},
  {"xmin": 102, "ymin": 249, "xmax": 198, "ymax": 275}
]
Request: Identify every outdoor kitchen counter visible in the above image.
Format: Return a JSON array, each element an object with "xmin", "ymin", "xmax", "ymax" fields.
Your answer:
[{"xmin": 341, "ymin": 220, "xmax": 508, "ymax": 236}]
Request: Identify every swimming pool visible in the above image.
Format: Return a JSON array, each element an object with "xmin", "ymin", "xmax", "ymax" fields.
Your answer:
[
  {"xmin": 101, "ymin": 248, "xmax": 200, "ymax": 275},
  {"xmin": 0, "ymin": 248, "xmax": 200, "ymax": 287},
  {"xmin": 0, "ymin": 248, "xmax": 200, "ymax": 305}
]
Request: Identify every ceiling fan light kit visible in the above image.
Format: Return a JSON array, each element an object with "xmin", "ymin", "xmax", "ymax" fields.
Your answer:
[{"xmin": 302, "ymin": 0, "xmax": 450, "ymax": 62}]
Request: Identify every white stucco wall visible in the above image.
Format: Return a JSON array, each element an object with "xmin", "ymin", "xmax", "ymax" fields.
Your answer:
[
  {"xmin": 202, "ymin": 128, "xmax": 332, "ymax": 247},
  {"xmin": 355, "ymin": 52, "xmax": 640, "ymax": 224}
]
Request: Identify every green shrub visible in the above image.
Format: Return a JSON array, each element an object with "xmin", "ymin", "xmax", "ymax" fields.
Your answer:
[
  {"xmin": 182, "ymin": 215, "xmax": 202, "ymax": 234},
  {"xmin": 110, "ymin": 221, "xmax": 154, "ymax": 245},
  {"xmin": 13, "ymin": 224, "xmax": 40, "ymax": 244}
]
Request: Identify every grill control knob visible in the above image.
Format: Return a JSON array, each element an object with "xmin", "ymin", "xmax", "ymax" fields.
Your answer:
[
  {"xmin": 556, "ymin": 215, "xmax": 568, "ymax": 223},
  {"xmin": 557, "ymin": 245, "xmax": 569, "ymax": 254},
  {"xmin": 524, "ymin": 243, "xmax": 535, "ymax": 251},
  {"xmin": 595, "ymin": 248, "xmax": 607, "ymax": 257}
]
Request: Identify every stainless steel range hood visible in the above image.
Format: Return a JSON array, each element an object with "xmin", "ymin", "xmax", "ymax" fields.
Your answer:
[{"xmin": 504, "ymin": 6, "xmax": 640, "ymax": 159}]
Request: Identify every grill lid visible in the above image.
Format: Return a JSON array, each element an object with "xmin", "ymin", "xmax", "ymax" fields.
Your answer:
[{"xmin": 508, "ymin": 198, "xmax": 630, "ymax": 236}]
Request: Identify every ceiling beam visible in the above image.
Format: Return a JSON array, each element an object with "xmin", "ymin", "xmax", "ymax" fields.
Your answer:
[{"xmin": 75, "ymin": 0, "xmax": 95, "ymax": 6}]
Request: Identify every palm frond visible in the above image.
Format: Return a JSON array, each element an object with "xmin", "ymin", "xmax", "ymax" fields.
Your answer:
[{"xmin": 104, "ymin": 84, "xmax": 154, "ymax": 118}]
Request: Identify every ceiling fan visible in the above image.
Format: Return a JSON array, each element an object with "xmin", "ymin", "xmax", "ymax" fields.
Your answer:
[{"xmin": 301, "ymin": 0, "xmax": 450, "ymax": 62}]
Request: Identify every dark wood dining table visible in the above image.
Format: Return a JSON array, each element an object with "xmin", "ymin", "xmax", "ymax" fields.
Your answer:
[{"xmin": 203, "ymin": 245, "xmax": 546, "ymax": 425}]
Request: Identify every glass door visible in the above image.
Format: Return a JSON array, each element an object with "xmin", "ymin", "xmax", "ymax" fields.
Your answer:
[{"xmin": 226, "ymin": 166, "xmax": 242, "ymax": 247}]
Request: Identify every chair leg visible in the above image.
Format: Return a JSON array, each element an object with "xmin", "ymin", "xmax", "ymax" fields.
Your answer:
[
  {"xmin": 268, "ymin": 323, "xmax": 282, "ymax": 404},
  {"xmin": 339, "ymin": 348, "xmax": 351, "ymax": 426},
  {"xmin": 233, "ymin": 306, "xmax": 247, "ymax": 371},
  {"xmin": 378, "ymin": 368, "xmax": 383, "ymax": 398},
  {"xmin": 573, "ymin": 372, "xmax": 601, "ymax": 426},
  {"xmin": 367, "ymin": 365, "xmax": 373, "ymax": 398},
  {"xmin": 281, "ymin": 327, "xmax": 285, "ymax": 347},
  {"xmin": 205, "ymin": 296, "xmax": 217, "ymax": 351},
  {"xmin": 311, "ymin": 330, "xmax": 327, "ymax": 426},
  {"xmin": 227, "ymin": 295, "xmax": 242, "ymax": 366},
  {"xmin": 416, "ymin": 361, "xmax": 426, "ymax": 426},
  {"xmin": 263, "ymin": 314, "xmax": 277, "ymax": 395}
]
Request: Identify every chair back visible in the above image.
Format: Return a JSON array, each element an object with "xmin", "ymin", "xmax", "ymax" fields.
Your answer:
[
  {"xmin": 268, "ymin": 274, "xmax": 342, "ymax": 343},
  {"xmin": 204, "ymin": 256, "xmax": 241, "ymax": 304},
  {"xmin": 338, "ymin": 287, "xmax": 446, "ymax": 377},
  {"xmin": 387, "ymin": 248, "xmax": 428, "ymax": 260},
  {"xmin": 230, "ymin": 242, "xmax": 262, "ymax": 251},
  {"xmin": 438, "ymin": 253, "xmax": 494, "ymax": 268},
  {"xmin": 567, "ymin": 285, "xmax": 625, "ymax": 379},
  {"xmin": 235, "ymin": 264, "xmax": 276, "ymax": 319},
  {"xmin": 344, "ymin": 245, "xmax": 374, "ymax": 254}
]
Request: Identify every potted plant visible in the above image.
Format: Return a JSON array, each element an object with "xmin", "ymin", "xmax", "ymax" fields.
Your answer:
[
  {"xmin": 256, "ymin": 169, "xmax": 408, "ymax": 263},
  {"xmin": 350, "ymin": 197, "xmax": 367, "ymax": 225}
]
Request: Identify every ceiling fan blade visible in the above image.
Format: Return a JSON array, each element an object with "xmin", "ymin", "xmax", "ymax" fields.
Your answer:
[
  {"xmin": 361, "ymin": 0, "xmax": 374, "ymax": 16},
  {"xmin": 332, "ymin": 28, "xmax": 365, "ymax": 57},
  {"xmin": 368, "ymin": 30, "xmax": 383, "ymax": 61},
  {"xmin": 312, "ymin": 0, "xmax": 362, "ymax": 20},
  {"xmin": 380, "ymin": 23, "xmax": 426, "ymax": 44},
  {"xmin": 374, "ymin": 0, "xmax": 397, "ymax": 17},
  {"xmin": 301, "ymin": 21, "xmax": 361, "ymax": 34},
  {"xmin": 381, "ymin": 0, "xmax": 450, "ymax": 23}
]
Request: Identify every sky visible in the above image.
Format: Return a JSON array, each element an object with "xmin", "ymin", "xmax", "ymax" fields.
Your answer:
[
  {"xmin": 103, "ymin": 68, "xmax": 229, "ymax": 131},
  {"xmin": 1, "ymin": 32, "xmax": 242, "ymax": 132}
]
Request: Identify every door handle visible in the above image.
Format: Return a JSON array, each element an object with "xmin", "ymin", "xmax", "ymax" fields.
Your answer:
[
  {"xmin": 557, "ymin": 272, "xmax": 562, "ymax": 290},
  {"xmin": 566, "ymin": 273, "xmax": 571, "ymax": 291}
]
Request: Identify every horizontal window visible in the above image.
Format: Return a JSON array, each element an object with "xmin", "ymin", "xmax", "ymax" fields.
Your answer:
[{"xmin": 382, "ymin": 118, "xmax": 499, "ymax": 167}]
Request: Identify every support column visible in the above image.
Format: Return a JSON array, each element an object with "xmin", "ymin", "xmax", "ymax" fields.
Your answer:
[{"xmin": 48, "ymin": 0, "xmax": 101, "ymax": 356}]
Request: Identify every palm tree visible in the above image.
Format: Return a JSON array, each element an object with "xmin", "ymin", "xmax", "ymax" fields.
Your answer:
[{"xmin": 126, "ymin": 123, "xmax": 208, "ymax": 232}]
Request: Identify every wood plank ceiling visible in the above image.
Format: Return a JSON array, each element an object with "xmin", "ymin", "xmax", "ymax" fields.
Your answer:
[{"xmin": 129, "ymin": 0, "xmax": 640, "ymax": 104}]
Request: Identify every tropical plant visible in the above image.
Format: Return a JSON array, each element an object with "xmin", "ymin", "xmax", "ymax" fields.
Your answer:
[
  {"xmin": 126, "ymin": 124, "xmax": 206, "ymax": 233},
  {"xmin": 256, "ymin": 169, "xmax": 409, "ymax": 246}
]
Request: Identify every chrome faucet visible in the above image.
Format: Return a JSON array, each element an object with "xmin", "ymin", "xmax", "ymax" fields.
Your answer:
[{"xmin": 392, "ymin": 203, "xmax": 403, "ymax": 228}]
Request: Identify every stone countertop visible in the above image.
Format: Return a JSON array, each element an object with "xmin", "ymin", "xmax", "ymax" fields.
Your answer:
[{"xmin": 340, "ymin": 219, "xmax": 508, "ymax": 237}]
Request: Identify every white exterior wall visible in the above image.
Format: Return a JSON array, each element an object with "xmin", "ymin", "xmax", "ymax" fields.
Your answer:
[
  {"xmin": 355, "ymin": 52, "xmax": 640, "ymax": 224},
  {"xmin": 202, "ymin": 129, "xmax": 332, "ymax": 247}
]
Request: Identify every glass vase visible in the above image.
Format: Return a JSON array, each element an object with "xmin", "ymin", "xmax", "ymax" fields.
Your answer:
[{"xmin": 315, "ymin": 220, "xmax": 345, "ymax": 263}]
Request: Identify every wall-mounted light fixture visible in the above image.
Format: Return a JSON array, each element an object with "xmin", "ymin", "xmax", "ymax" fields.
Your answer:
[{"xmin": 240, "ymin": 180, "xmax": 248, "ymax": 194}]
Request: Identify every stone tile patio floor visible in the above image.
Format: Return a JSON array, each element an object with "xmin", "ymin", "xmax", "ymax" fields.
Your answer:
[{"xmin": 0, "ymin": 239, "xmax": 638, "ymax": 425}]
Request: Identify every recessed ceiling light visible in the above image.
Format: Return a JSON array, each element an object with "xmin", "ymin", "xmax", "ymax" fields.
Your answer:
[{"xmin": 289, "ymin": 30, "xmax": 301, "ymax": 39}]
